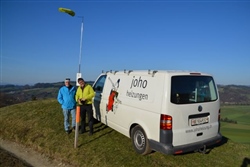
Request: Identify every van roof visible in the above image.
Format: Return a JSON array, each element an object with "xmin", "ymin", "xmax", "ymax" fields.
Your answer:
[{"xmin": 102, "ymin": 70, "xmax": 212, "ymax": 76}]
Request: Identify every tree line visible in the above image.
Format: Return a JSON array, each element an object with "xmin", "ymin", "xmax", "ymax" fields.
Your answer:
[{"xmin": 220, "ymin": 117, "xmax": 237, "ymax": 124}]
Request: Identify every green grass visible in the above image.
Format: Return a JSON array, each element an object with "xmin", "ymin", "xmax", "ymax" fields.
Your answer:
[
  {"xmin": 220, "ymin": 105, "xmax": 250, "ymax": 144},
  {"xmin": 1, "ymin": 100, "xmax": 250, "ymax": 167},
  {"xmin": 221, "ymin": 105, "xmax": 250, "ymax": 124},
  {"xmin": 221, "ymin": 123, "xmax": 250, "ymax": 144}
]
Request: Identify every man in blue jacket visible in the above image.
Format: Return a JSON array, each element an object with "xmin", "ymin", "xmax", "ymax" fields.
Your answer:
[{"xmin": 57, "ymin": 78, "xmax": 76, "ymax": 134}]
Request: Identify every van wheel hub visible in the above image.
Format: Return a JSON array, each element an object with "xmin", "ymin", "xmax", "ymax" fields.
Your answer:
[{"xmin": 134, "ymin": 130, "xmax": 145, "ymax": 150}]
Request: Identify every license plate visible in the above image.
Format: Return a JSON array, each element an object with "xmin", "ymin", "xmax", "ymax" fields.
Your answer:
[{"xmin": 190, "ymin": 117, "xmax": 209, "ymax": 126}]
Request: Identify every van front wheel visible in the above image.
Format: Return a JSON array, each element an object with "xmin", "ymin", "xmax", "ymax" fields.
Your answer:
[{"xmin": 131, "ymin": 125, "xmax": 151, "ymax": 155}]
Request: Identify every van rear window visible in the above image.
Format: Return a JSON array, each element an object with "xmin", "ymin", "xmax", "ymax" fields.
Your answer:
[{"xmin": 171, "ymin": 76, "xmax": 218, "ymax": 104}]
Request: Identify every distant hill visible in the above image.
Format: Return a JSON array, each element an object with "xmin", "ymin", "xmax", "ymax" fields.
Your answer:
[
  {"xmin": 0, "ymin": 81, "xmax": 94, "ymax": 108},
  {"xmin": 0, "ymin": 82, "xmax": 249, "ymax": 108},
  {"xmin": 218, "ymin": 85, "xmax": 250, "ymax": 105}
]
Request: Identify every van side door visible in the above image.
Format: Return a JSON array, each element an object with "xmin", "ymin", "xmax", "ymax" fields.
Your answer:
[{"xmin": 92, "ymin": 75, "xmax": 107, "ymax": 122}]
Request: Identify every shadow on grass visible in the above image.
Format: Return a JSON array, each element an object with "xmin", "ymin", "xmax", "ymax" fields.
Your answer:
[
  {"xmin": 241, "ymin": 157, "xmax": 250, "ymax": 167},
  {"xmin": 78, "ymin": 124, "xmax": 114, "ymax": 148},
  {"xmin": 204, "ymin": 135, "xmax": 228, "ymax": 154}
]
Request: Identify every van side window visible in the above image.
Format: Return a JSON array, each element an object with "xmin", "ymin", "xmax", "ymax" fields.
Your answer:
[
  {"xmin": 93, "ymin": 75, "xmax": 107, "ymax": 92},
  {"xmin": 171, "ymin": 76, "xmax": 218, "ymax": 104}
]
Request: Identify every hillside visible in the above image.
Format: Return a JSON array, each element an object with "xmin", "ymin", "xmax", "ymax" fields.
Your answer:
[
  {"xmin": 218, "ymin": 85, "xmax": 250, "ymax": 105},
  {"xmin": 0, "ymin": 83, "xmax": 250, "ymax": 108},
  {"xmin": 0, "ymin": 99, "xmax": 250, "ymax": 167},
  {"xmin": 0, "ymin": 81, "xmax": 93, "ymax": 108}
]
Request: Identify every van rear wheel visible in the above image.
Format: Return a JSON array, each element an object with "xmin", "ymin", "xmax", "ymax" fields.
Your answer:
[{"xmin": 131, "ymin": 125, "xmax": 151, "ymax": 155}]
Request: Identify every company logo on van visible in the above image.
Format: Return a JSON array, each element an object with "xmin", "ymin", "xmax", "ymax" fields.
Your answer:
[
  {"xmin": 130, "ymin": 76, "xmax": 148, "ymax": 89},
  {"xmin": 198, "ymin": 105, "xmax": 203, "ymax": 112},
  {"xmin": 106, "ymin": 78, "xmax": 121, "ymax": 112},
  {"xmin": 126, "ymin": 76, "xmax": 149, "ymax": 101}
]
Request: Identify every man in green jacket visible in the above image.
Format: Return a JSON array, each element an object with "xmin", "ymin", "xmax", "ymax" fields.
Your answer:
[{"xmin": 75, "ymin": 78, "xmax": 95, "ymax": 135}]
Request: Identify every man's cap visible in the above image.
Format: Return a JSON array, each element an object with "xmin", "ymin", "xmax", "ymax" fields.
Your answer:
[
  {"xmin": 77, "ymin": 78, "xmax": 84, "ymax": 82},
  {"xmin": 65, "ymin": 78, "xmax": 70, "ymax": 82}
]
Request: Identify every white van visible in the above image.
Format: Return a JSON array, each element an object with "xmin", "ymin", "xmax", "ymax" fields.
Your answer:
[{"xmin": 92, "ymin": 70, "xmax": 222, "ymax": 155}]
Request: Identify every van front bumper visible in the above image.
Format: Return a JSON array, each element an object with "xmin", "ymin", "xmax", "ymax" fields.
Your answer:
[{"xmin": 149, "ymin": 133, "xmax": 222, "ymax": 155}]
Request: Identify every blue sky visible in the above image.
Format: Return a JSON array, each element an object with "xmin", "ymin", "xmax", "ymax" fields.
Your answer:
[{"xmin": 1, "ymin": 0, "xmax": 250, "ymax": 85}]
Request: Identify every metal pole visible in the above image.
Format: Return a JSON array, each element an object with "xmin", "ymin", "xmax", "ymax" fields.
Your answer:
[{"xmin": 78, "ymin": 17, "xmax": 84, "ymax": 73}]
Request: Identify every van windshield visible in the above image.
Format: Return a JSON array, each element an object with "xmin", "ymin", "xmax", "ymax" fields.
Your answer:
[{"xmin": 171, "ymin": 76, "xmax": 218, "ymax": 104}]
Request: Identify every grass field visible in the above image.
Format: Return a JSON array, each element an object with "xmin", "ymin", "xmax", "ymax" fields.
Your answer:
[
  {"xmin": 220, "ymin": 105, "xmax": 250, "ymax": 144},
  {"xmin": 0, "ymin": 100, "xmax": 250, "ymax": 167}
]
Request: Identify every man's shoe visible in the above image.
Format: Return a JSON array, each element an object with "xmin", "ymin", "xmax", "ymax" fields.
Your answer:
[
  {"xmin": 72, "ymin": 126, "xmax": 76, "ymax": 131},
  {"xmin": 66, "ymin": 129, "xmax": 72, "ymax": 134},
  {"xmin": 79, "ymin": 130, "xmax": 86, "ymax": 134},
  {"xmin": 89, "ymin": 132, "xmax": 93, "ymax": 136}
]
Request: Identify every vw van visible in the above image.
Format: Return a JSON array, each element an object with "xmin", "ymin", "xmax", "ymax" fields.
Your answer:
[{"xmin": 92, "ymin": 70, "xmax": 222, "ymax": 155}]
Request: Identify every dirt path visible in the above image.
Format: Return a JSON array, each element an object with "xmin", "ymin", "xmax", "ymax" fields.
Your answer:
[
  {"xmin": 0, "ymin": 147, "xmax": 32, "ymax": 167},
  {"xmin": 0, "ymin": 138, "xmax": 70, "ymax": 167}
]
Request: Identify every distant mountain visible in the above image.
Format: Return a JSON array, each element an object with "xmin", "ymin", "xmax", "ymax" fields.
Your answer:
[
  {"xmin": 218, "ymin": 85, "xmax": 250, "ymax": 105},
  {"xmin": 0, "ymin": 83, "xmax": 249, "ymax": 108}
]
